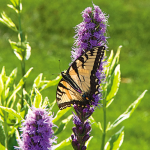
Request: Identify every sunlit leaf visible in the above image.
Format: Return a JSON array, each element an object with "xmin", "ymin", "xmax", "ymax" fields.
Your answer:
[
  {"xmin": 89, "ymin": 116, "xmax": 103, "ymax": 131},
  {"xmin": 5, "ymin": 68, "xmax": 17, "ymax": 88},
  {"xmin": 89, "ymin": 116, "xmax": 99, "ymax": 128},
  {"xmin": 106, "ymin": 64, "xmax": 121, "ymax": 107},
  {"xmin": 0, "ymin": 143, "xmax": 5, "ymax": 150},
  {"xmin": 9, "ymin": 40, "xmax": 23, "ymax": 60},
  {"xmin": 8, "ymin": 0, "xmax": 22, "ymax": 13},
  {"xmin": 33, "ymin": 73, "xmax": 45, "ymax": 89},
  {"xmin": 0, "ymin": 121, "xmax": 5, "ymax": 148},
  {"xmin": 47, "ymin": 99, "xmax": 56, "ymax": 111},
  {"xmin": 0, "ymin": 74, "xmax": 4, "ymax": 97},
  {"xmin": 54, "ymin": 114, "xmax": 73, "ymax": 135},
  {"xmin": 9, "ymin": 39, "xmax": 31, "ymax": 61},
  {"xmin": 0, "ymin": 12, "xmax": 18, "ymax": 32},
  {"xmin": 109, "ymin": 46, "xmax": 122, "ymax": 76},
  {"xmin": 25, "ymin": 42, "xmax": 31, "ymax": 60},
  {"xmin": 107, "ymin": 90, "xmax": 147, "ymax": 130},
  {"xmin": 0, "ymin": 106, "xmax": 22, "ymax": 121},
  {"xmin": 53, "ymin": 107, "xmax": 72, "ymax": 123},
  {"xmin": 15, "ymin": 128, "xmax": 21, "ymax": 141},
  {"xmin": 33, "ymin": 89, "xmax": 42, "ymax": 108},
  {"xmin": 104, "ymin": 127, "xmax": 124, "ymax": 150},
  {"xmin": 42, "ymin": 97, "xmax": 50, "ymax": 109},
  {"xmin": 6, "ymin": 85, "xmax": 21, "ymax": 107},
  {"xmin": 85, "ymin": 136, "xmax": 93, "ymax": 148},
  {"xmin": 6, "ymin": 68, "xmax": 33, "ymax": 107},
  {"xmin": 105, "ymin": 50, "xmax": 114, "ymax": 76},
  {"xmin": 16, "ymin": 67, "xmax": 33, "ymax": 89},
  {"xmin": 52, "ymin": 137, "xmax": 71, "ymax": 150},
  {"xmin": 39, "ymin": 75, "xmax": 62, "ymax": 92},
  {"xmin": 10, "ymin": 0, "xmax": 19, "ymax": 7}
]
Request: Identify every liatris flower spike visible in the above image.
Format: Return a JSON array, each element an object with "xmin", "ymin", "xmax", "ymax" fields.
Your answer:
[
  {"xmin": 71, "ymin": 105, "xmax": 94, "ymax": 150},
  {"xmin": 15, "ymin": 107, "xmax": 57, "ymax": 150},
  {"xmin": 71, "ymin": 4, "xmax": 108, "ymax": 150}
]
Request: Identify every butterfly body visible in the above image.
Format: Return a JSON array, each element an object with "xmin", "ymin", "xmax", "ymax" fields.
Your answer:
[{"xmin": 56, "ymin": 46, "xmax": 105, "ymax": 110}]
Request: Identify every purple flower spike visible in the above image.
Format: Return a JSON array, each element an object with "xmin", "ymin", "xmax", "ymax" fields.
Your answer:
[
  {"xmin": 15, "ymin": 107, "xmax": 57, "ymax": 150},
  {"xmin": 71, "ymin": 4, "xmax": 108, "ymax": 150},
  {"xmin": 72, "ymin": 106, "xmax": 93, "ymax": 150}
]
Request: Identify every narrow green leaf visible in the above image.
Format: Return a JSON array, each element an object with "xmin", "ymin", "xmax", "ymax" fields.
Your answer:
[
  {"xmin": 47, "ymin": 99, "xmax": 56, "ymax": 111},
  {"xmin": 89, "ymin": 116, "xmax": 103, "ymax": 131},
  {"xmin": 9, "ymin": 40, "xmax": 22, "ymax": 60},
  {"xmin": 42, "ymin": 97, "xmax": 50, "ymax": 109},
  {"xmin": 10, "ymin": 40, "xmax": 21, "ymax": 60},
  {"xmin": 106, "ymin": 64, "xmax": 121, "ymax": 107},
  {"xmin": 105, "ymin": 50, "xmax": 114, "ymax": 76},
  {"xmin": 7, "ymin": 4, "xmax": 18, "ymax": 13},
  {"xmin": 24, "ymin": 42, "xmax": 31, "ymax": 60},
  {"xmin": 0, "ymin": 106, "xmax": 22, "ymax": 121},
  {"xmin": 10, "ymin": 0, "xmax": 19, "ymax": 7},
  {"xmin": 9, "ymin": 39, "xmax": 31, "ymax": 61},
  {"xmin": 1, "ymin": 66, "xmax": 6, "ymax": 76},
  {"xmin": 33, "ymin": 89, "xmax": 42, "ymax": 108},
  {"xmin": 39, "ymin": 75, "xmax": 62, "ymax": 92},
  {"xmin": 33, "ymin": 73, "xmax": 44, "ymax": 89},
  {"xmin": 6, "ymin": 85, "xmax": 21, "ymax": 107},
  {"xmin": 0, "ymin": 143, "xmax": 5, "ymax": 150},
  {"xmin": 0, "ymin": 12, "xmax": 18, "ymax": 32},
  {"xmin": 15, "ymin": 128, "xmax": 21, "ymax": 141},
  {"xmin": 85, "ymin": 136, "xmax": 93, "ymax": 148},
  {"xmin": 6, "ymin": 68, "xmax": 17, "ymax": 88},
  {"xmin": 108, "ymin": 90, "xmax": 147, "ymax": 130},
  {"xmin": 104, "ymin": 127, "xmax": 124, "ymax": 150},
  {"xmin": 52, "ymin": 137, "xmax": 71, "ymax": 150},
  {"xmin": 109, "ymin": 46, "xmax": 122, "ymax": 76},
  {"xmin": 0, "ymin": 74, "xmax": 4, "ymax": 96},
  {"xmin": 53, "ymin": 107, "xmax": 72, "ymax": 123},
  {"xmin": 89, "ymin": 116, "xmax": 99, "ymax": 128},
  {"xmin": 54, "ymin": 114, "xmax": 73, "ymax": 135},
  {"xmin": 0, "ymin": 120, "xmax": 5, "ymax": 148},
  {"xmin": 8, "ymin": 0, "xmax": 21, "ymax": 13},
  {"xmin": 16, "ymin": 67, "xmax": 33, "ymax": 89}
]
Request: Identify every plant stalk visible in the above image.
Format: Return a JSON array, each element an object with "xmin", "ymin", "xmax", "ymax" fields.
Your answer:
[
  {"xmin": 18, "ymin": 0, "xmax": 25, "ymax": 108},
  {"xmin": 101, "ymin": 96, "xmax": 106, "ymax": 150},
  {"xmin": 3, "ymin": 111, "xmax": 8, "ymax": 149}
]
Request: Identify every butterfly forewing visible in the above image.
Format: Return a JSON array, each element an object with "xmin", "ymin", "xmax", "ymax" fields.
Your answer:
[{"xmin": 56, "ymin": 46, "xmax": 105, "ymax": 110}]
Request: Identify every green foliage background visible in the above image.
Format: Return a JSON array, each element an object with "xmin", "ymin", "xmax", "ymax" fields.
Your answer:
[{"xmin": 0, "ymin": 0, "xmax": 149, "ymax": 149}]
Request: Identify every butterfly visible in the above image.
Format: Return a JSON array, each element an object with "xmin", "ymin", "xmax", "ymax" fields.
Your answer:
[{"xmin": 56, "ymin": 46, "xmax": 105, "ymax": 110}]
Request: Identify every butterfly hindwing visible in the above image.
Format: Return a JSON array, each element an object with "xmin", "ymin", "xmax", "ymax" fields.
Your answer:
[
  {"xmin": 56, "ymin": 46, "xmax": 105, "ymax": 110},
  {"xmin": 56, "ymin": 79, "xmax": 85, "ymax": 109}
]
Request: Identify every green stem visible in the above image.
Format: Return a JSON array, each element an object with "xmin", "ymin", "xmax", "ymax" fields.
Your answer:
[
  {"xmin": 101, "ymin": 96, "xmax": 106, "ymax": 150},
  {"xmin": 18, "ymin": 0, "xmax": 25, "ymax": 108},
  {"xmin": 21, "ymin": 60, "xmax": 25, "ymax": 107},
  {"xmin": 3, "ymin": 111, "xmax": 8, "ymax": 149},
  {"xmin": 100, "ymin": 59, "xmax": 112, "ymax": 150}
]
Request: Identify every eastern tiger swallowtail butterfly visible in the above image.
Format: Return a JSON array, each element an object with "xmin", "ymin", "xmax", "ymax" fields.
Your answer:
[{"xmin": 56, "ymin": 46, "xmax": 105, "ymax": 110}]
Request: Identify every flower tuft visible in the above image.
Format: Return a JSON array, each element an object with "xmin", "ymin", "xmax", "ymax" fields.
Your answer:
[
  {"xmin": 71, "ymin": 3, "xmax": 108, "ymax": 61},
  {"xmin": 15, "ymin": 107, "xmax": 57, "ymax": 150}
]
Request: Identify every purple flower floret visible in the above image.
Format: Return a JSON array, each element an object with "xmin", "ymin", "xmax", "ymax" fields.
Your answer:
[{"xmin": 15, "ymin": 107, "xmax": 57, "ymax": 150}]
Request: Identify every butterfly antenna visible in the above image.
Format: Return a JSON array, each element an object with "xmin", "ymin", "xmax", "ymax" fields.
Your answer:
[{"xmin": 58, "ymin": 60, "xmax": 61, "ymax": 73}]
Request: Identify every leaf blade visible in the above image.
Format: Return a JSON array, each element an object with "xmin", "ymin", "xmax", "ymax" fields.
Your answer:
[{"xmin": 108, "ymin": 90, "xmax": 147, "ymax": 130}]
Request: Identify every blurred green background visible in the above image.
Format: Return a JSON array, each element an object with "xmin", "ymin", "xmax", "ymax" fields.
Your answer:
[{"xmin": 0, "ymin": 0, "xmax": 150, "ymax": 149}]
